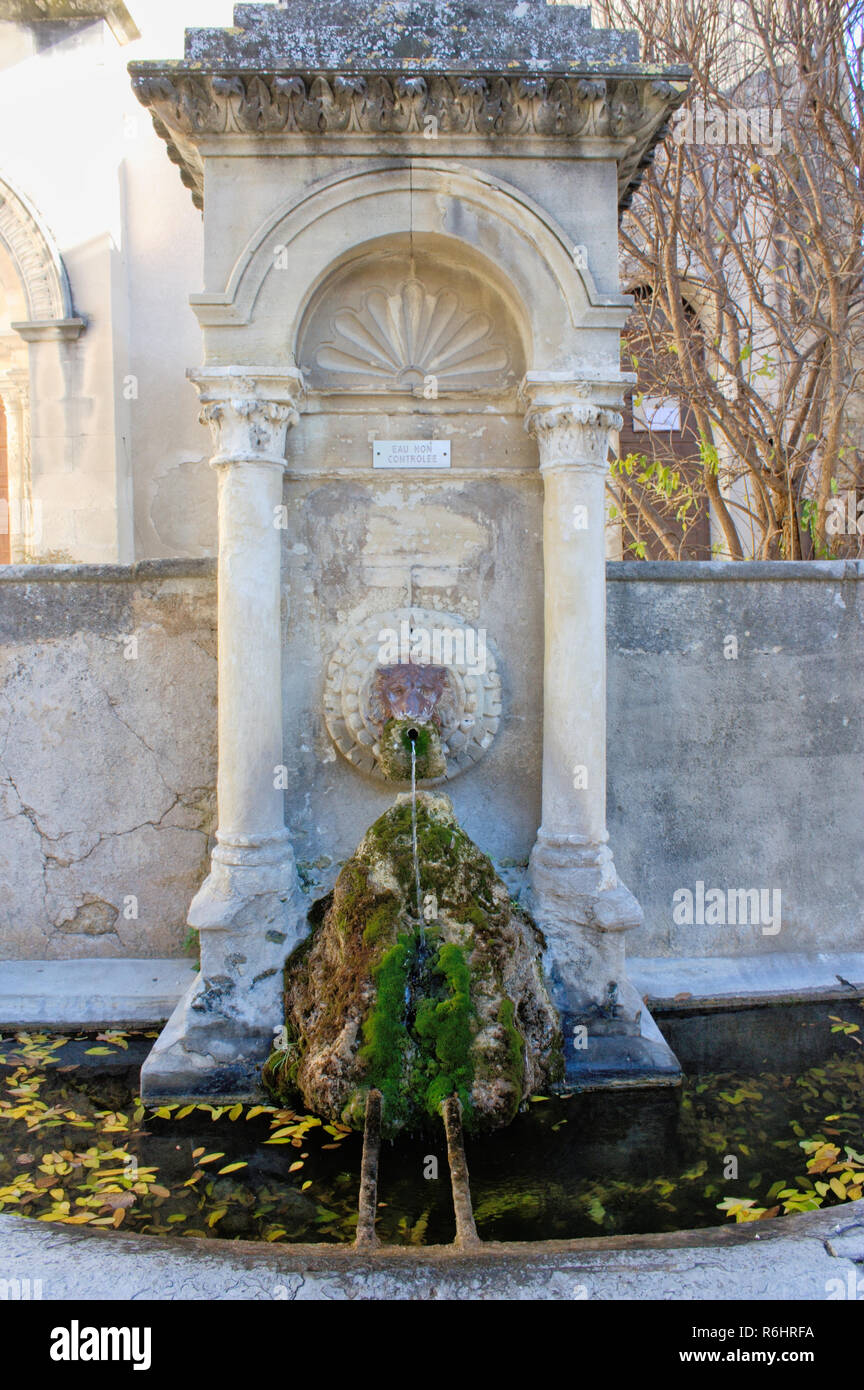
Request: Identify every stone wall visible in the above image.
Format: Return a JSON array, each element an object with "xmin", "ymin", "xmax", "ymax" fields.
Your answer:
[
  {"xmin": 607, "ymin": 561, "xmax": 864, "ymax": 959},
  {"xmin": 0, "ymin": 560, "xmax": 216, "ymax": 958},
  {"xmin": 1, "ymin": 559, "xmax": 861, "ymax": 962}
]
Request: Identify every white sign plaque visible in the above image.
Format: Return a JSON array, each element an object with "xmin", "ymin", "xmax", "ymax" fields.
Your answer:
[{"xmin": 373, "ymin": 440, "xmax": 451, "ymax": 470}]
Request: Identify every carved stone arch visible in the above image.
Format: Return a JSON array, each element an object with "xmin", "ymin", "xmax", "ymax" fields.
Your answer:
[
  {"xmin": 0, "ymin": 176, "xmax": 84, "ymax": 340},
  {"xmin": 190, "ymin": 162, "xmax": 633, "ymax": 373}
]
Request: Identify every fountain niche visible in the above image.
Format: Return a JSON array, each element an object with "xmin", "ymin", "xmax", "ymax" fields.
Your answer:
[{"xmin": 131, "ymin": 1, "xmax": 685, "ymax": 1122}]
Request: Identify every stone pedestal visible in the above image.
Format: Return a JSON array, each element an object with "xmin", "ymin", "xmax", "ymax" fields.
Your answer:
[{"xmin": 141, "ymin": 369, "xmax": 306, "ymax": 1101}]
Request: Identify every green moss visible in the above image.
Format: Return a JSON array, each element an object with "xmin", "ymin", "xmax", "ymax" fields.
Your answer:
[
  {"xmin": 377, "ymin": 719, "xmax": 446, "ymax": 781},
  {"xmin": 461, "ymin": 903, "xmax": 488, "ymax": 930},
  {"xmin": 497, "ymin": 997, "xmax": 525, "ymax": 1118},
  {"xmin": 402, "ymin": 722, "xmax": 431, "ymax": 759},
  {"xmin": 362, "ymin": 897, "xmax": 400, "ymax": 946},
  {"xmin": 415, "ymin": 941, "xmax": 475, "ymax": 1119},
  {"xmin": 358, "ymin": 933, "xmax": 413, "ymax": 1123},
  {"xmin": 333, "ymin": 863, "xmax": 370, "ymax": 936}
]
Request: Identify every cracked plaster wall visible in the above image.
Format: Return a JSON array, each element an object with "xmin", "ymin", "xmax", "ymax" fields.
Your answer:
[{"xmin": 0, "ymin": 559, "xmax": 216, "ymax": 958}]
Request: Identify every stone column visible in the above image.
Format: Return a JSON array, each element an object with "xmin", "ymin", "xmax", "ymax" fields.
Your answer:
[
  {"xmin": 0, "ymin": 369, "xmax": 31, "ymax": 562},
  {"xmin": 141, "ymin": 367, "xmax": 306, "ymax": 1101},
  {"xmin": 521, "ymin": 375, "xmax": 643, "ymax": 1032}
]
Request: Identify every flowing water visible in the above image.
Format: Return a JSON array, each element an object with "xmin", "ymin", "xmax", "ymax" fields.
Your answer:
[{"xmin": 409, "ymin": 735, "xmax": 422, "ymax": 926}]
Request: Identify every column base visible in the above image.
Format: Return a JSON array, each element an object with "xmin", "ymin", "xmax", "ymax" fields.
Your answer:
[
  {"xmin": 525, "ymin": 831, "xmax": 643, "ymax": 1028},
  {"xmin": 141, "ymin": 839, "xmax": 306, "ymax": 1103},
  {"xmin": 557, "ymin": 978, "xmax": 681, "ymax": 1091}
]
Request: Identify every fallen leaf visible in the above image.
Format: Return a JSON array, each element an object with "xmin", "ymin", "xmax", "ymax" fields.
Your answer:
[{"xmin": 100, "ymin": 1192, "xmax": 136, "ymax": 1211}]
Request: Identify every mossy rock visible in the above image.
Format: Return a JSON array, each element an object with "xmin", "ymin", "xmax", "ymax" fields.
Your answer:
[{"xmin": 263, "ymin": 791, "xmax": 562, "ymax": 1136}]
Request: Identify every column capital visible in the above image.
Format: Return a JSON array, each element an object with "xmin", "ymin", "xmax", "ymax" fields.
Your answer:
[
  {"xmin": 520, "ymin": 373, "xmax": 631, "ymax": 473},
  {"xmin": 0, "ymin": 367, "xmax": 30, "ymax": 409},
  {"xmin": 188, "ymin": 365, "xmax": 305, "ymax": 467}
]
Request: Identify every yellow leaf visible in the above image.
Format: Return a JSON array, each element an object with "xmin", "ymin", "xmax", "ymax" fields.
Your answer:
[
  {"xmin": 192, "ymin": 1147, "xmax": 205, "ymax": 1159},
  {"xmin": 112, "ymin": 1208, "xmax": 126, "ymax": 1228},
  {"xmin": 289, "ymin": 1161, "xmax": 304, "ymax": 1172},
  {"xmin": 176, "ymin": 1105, "xmax": 195, "ymax": 1120},
  {"xmin": 228, "ymin": 1104, "xmax": 243, "ymax": 1121},
  {"xmin": 208, "ymin": 1207, "xmax": 227, "ymax": 1227},
  {"xmin": 198, "ymin": 1153, "xmax": 225, "ymax": 1165},
  {"xmin": 84, "ymin": 1047, "xmax": 115, "ymax": 1056},
  {"xmin": 217, "ymin": 1161, "xmax": 247, "ymax": 1175},
  {"xmin": 829, "ymin": 1177, "xmax": 847, "ymax": 1200}
]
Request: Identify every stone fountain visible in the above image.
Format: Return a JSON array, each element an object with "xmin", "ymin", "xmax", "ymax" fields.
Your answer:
[{"xmin": 131, "ymin": 0, "xmax": 683, "ymax": 1106}]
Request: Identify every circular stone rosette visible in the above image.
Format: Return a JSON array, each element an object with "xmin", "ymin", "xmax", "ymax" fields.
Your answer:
[{"xmin": 323, "ymin": 608, "xmax": 502, "ymax": 782}]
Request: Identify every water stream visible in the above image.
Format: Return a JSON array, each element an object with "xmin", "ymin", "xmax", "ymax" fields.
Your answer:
[{"xmin": 409, "ymin": 732, "xmax": 422, "ymax": 928}]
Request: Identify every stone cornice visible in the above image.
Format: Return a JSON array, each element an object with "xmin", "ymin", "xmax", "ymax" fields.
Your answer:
[
  {"xmin": 11, "ymin": 319, "xmax": 85, "ymax": 343},
  {"xmin": 129, "ymin": 67, "xmax": 688, "ymax": 213}
]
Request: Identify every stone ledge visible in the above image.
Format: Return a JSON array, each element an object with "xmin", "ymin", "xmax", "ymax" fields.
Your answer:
[
  {"xmin": 630, "ymin": 951, "xmax": 864, "ymax": 1011},
  {"xmin": 0, "ymin": 958, "xmax": 198, "ymax": 1030},
  {"xmin": 607, "ymin": 559, "xmax": 864, "ymax": 581},
  {"xmin": 0, "ymin": 1203, "xmax": 859, "ymax": 1300},
  {"xmin": 0, "ymin": 557, "xmax": 216, "ymax": 585}
]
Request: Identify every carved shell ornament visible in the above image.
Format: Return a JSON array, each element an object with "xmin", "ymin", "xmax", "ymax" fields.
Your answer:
[
  {"xmin": 323, "ymin": 609, "xmax": 502, "ymax": 781},
  {"xmin": 315, "ymin": 277, "xmax": 509, "ymax": 391}
]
